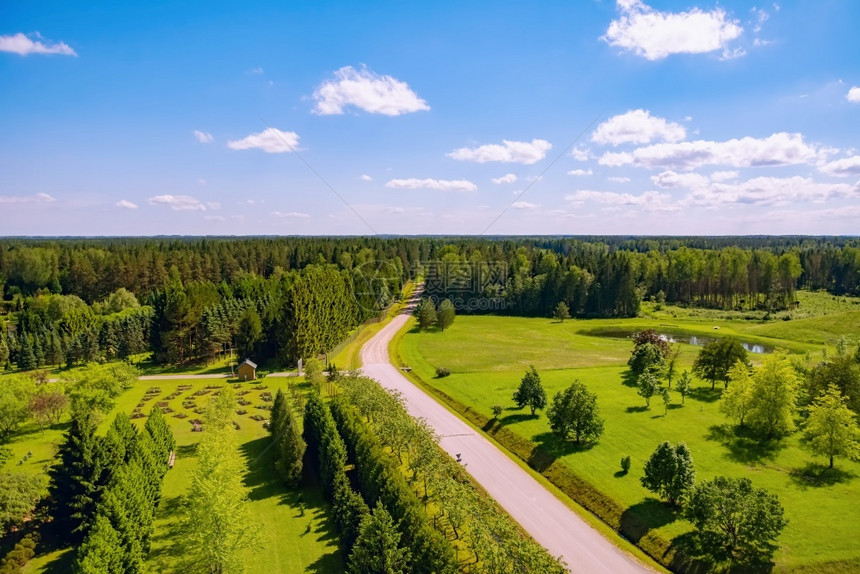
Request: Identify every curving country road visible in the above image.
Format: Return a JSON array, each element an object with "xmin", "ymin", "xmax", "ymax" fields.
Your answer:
[{"xmin": 359, "ymin": 299, "xmax": 651, "ymax": 573}]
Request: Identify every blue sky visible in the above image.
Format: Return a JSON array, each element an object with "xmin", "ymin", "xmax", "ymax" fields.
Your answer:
[{"xmin": 1, "ymin": 0, "xmax": 859, "ymax": 236}]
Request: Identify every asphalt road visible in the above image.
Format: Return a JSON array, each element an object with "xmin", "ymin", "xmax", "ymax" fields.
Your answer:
[{"xmin": 359, "ymin": 309, "xmax": 651, "ymax": 573}]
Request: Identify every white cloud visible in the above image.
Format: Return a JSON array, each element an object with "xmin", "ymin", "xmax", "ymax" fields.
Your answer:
[
  {"xmin": 207, "ymin": 202, "xmax": 221, "ymax": 210},
  {"xmin": 147, "ymin": 195, "xmax": 206, "ymax": 211},
  {"xmin": 683, "ymin": 176, "xmax": 858, "ymax": 207},
  {"xmin": 115, "ymin": 200, "xmax": 138, "ymax": 209},
  {"xmin": 0, "ymin": 32, "xmax": 77, "ymax": 56},
  {"xmin": 608, "ymin": 176, "xmax": 631, "ymax": 183},
  {"xmin": 360, "ymin": 174, "xmax": 373, "ymax": 181},
  {"xmin": 592, "ymin": 109, "xmax": 686, "ymax": 146},
  {"xmin": 193, "ymin": 130, "xmax": 213, "ymax": 143},
  {"xmin": 819, "ymin": 156, "xmax": 860, "ymax": 177},
  {"xmin": 511, "ymin": 201, "xmax": 538, "ymax": 209},
  {"xmin": 227, "ymin": 128, "xmax": 300, "ymax": 153},
  {"xmin": 568, "ymin": 169, "xmax": 593, "ymax": 176},
  {"xmin": 385, "ymin": 178, "xmax": 477, "ymax": 192},
  {"xmin": 271, "ymin": 211, "xmax": 310, "ymax": 218},
  {"xmin": 599, "ymin": 132, "xmax": 820, "ymax": 170},
  {"xmin": 447, "ymin": 139, "xmax": 551, "ymax": 164},
  {"xmin": 313, "ymin": 65, "xmax": 429, "ymax": 116},
  {"xmin": 651, "ymin": 170, "xmax": 709, "ymax": 189},
  {"xmin": 0, "ymin": 192, "xmax": 56, "ymax": 204},
  {"xmin": 492, "ymin": 173, "xmax": 518, "ymax": 184},
  {"xmin": 566, "ymin": 189, "xmax": 677, "ymax": 211},
  {"xmin": 247, "ymin": 67, "xmax": 263, "ymax": 75},
  {"xmin": 571, "ymin": 147, "xmax": 592, "ymax": 161},
  {"xmin": 710, "ymin": 170, "xmax": 739, "ymax": 182},
  {"xmin": 603, "ymin": 0, "xmax": 743, "ymax": 60},
  {"xmin": 847, "ymin": 87, "xmax": 860, "ymax": 103}
]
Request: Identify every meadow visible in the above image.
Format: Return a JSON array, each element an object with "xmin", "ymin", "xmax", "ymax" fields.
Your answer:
[
  {"xmin": 397, "ymin": 293, "xmax": 860, "ymax": 573},
  {"xmin": 6, "ymin": 375, "xmax": 343, "ymax": 574}
]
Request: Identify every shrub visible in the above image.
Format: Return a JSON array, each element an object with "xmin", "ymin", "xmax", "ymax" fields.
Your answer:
[
  {"xmin": 491, "ymin": 405, "xmax": 503, "ymax": 419},
  {"xmin": 435, "ymin": 367, "xmax": 451, "ymax": 378},
  {"xmin": 620, "ymin": 455, "xmax": 631, "ymax": 474}
]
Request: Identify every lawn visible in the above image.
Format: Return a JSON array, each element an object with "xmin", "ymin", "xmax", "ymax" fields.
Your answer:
[
  {"xmin": 397, "ymin": 306, "xmax": 860, "ymax": 572},
  {"xmin": 12, "ymin": 376, "xmax": 343, "ymax": 574}
]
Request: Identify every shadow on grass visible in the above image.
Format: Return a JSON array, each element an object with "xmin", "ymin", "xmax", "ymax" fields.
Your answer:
[
  {"xmin": 620, "ymin": 498, "xmax": 679, "ymax": 544},
  {"xmin": 625, "ymin": 405, "xmax": 649, "ymax": 413},
  {"xmin": 145, "ymin": 494, "xmax": 198, "ymax": 573},
  {"xmin": 687, "ymin": 386, "xmax": 723, "ymax": 403},
  {"xmin": 35, "ymin": 547, "xmax": 75, "ymax": 574},
  {"xmin": 527, "ymin": 431, "xmax": 596, "ymax": 471},
  {"xmin": 789, "ymin": 462, "xmax": 856, "ymax": 489},
  {"xmin": 175, "ymin": 443, "xmax": 198, "ymax": 458},
  {"xmin": 621, "ymin": 370, "xmax": 638, "ymax": 388},
  {"xmin": 239, "ymin": 436, "xmax": 282, "ymax": 501},
  {"xmin": 705, "ymin": 424, "xmax": 786, "ymax": 465},
  {"xmin": 499, "ymin": 412, "xmax": 539, "ymax": 425}
]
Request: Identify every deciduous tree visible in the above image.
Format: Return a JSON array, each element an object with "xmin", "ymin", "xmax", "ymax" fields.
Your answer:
[
  {"xmin": 641, "ymin": 441, "xmax": 695, "ymax": 505},
  {"xmin": 804, "ymin": 385, "xmax": 860, "ymax": 468},
  {"xmin": 748, "ymin": 350, "xmax": 800, "ymax": 438},
  {"xmin": 693, "ymin": 338, "xmax": 749, "ymax": 390},
  {"xmin": 436, "ymin": 299, "xmax": 455, "ymax": 331},
  {"xmin": 546, "ymin": 380, "xmax": 604, "ymax": 443},
  {"xmin": 513, "ymin": 366, "xmax": 546, "ymax": 416},
  {"xmin": 720, "ymin": 361, "xmax": 754, "ymax": 426},
  {"xmin": 637, "ymin": 371, "xmax": 660, "ymax": 408}
]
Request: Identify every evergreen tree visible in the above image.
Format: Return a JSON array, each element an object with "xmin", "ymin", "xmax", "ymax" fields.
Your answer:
[
  {"xmin": 436, "ymin": 299, "xmax": 455, "ymax": 331},
  {"xmin": 17, "ymin": 334, "xmax": 37, "ymax": 371},
  {"xmin": 236, "ymin": 307, "xmax": 262, "ymax": 359},
  {"xmin": 48, "ymin": 412, "xmax": 105, "ymax": 543},
  {"xmin": 641, "ymin": 441, "xmax": 695, "ymax": 505},
  {"xmin": 0, "ymin": 330, "xmax": 8, "ymax": 368},
  {"xmin": 274, "ymin": 395, "xmax": 306, "ymax": 486},
  {"xmin": 269, "ymin": 389, "xmax": 287, "ymax": 437},
  {"xmin": 349, "ymin": 501, "xmax": 411, "ymax": 574},
  {"xmin": 512, "ymin": 366, "xmax": 547, "ymax": 416},
  {"xmin": 74, "ymin": 513, "xmax": 125, "ymax": 574},
  {"xmin": 553, "ymin": 301, "xmax": 570, "ymax": 322},
  {"xmin": 804, "ymin": 385, "xmax": 860, "ymax": 468}
]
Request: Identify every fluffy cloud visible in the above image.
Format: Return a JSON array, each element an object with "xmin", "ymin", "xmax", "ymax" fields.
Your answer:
[
  {"xmin": 115, "ymin": 200, "xmax": 138, "ymax": 209},
  {"xmin": 651, "ymin": 170, "xmax": 709, "ymax": 189},
  {"xmin": 592, "ymin": 109, "xmax": 686, "ymax": 146},
  {"xmin": 360, "ymin": 174, "xmax": 373, "ymax": 181},
  {"xmin": 568, "ymin": 169, "xmax": 593, "ymax": 176},
  {"xmin": 147, "ymin": 195, "xmax": 206, "ymax": 211},
  {"xmin": 193, "ymin": 130, "xmax": 213, "ymax": 143},
  {"xmin": 271, "ymin": 211, "xmax": 310, "ymax": 218},
  {"xmin": 0, "ymin": 192, "xmax": 56, "ymax": 204},
  {"xmin": 710, "ymin": 170, "xmax": 739, "ymax": 182},
  {"xmin": 492, "ymin": 173, "xmax": 518, "ymax": 184},
  {"xmin": 599, "ymin": 132, "xmax": 820, "ymax": 170},
  {"xmin": 511, "ymin": 201, "xmax": 538, "ymax": 209},
  {"xmin": 603, "ymin": 0, "xmax": 743, "ymax": 60},
  {"xmin": 847, "ymin": 87, "xmax": 860, "ymax": 103},
  {"xmin": 819, "ymin": 156, "xmax": 860, "ymax": 177},
  {"xmin": 447, "ymin": 139, "xmax": 551, "ymax": 164},
  {"xmin": 385, "ymin": 178, "xmax": 477, "ymax": 192},
  {"xmin": 313, "ymin": 66, "xmax": 429, "ymax": 116},
  {"xmin": 566, "ymin": 189, "xmax": 676, "ymax": 210},
  {"xmin": 227, "ymin": 128, "xmax": 300, "ymax": 153},
  {"xmin": 684, "ymin": 176, "xmax": 858, "ymax": 207},
  {"xmin": 0, "ymin": 32, "xmax": 77, "ymax": 56},
  {"xmin": 571, "ymin": 147, "xmax": 591, "ymax": 161}
]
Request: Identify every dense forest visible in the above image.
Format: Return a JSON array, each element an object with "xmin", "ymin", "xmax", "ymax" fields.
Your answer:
[{"xmin": 1, "ymin": 236, "xmax": 858, "ymax": 370}]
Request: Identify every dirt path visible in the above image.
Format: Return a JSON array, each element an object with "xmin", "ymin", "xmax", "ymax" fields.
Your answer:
[{"xmin": 359, "ymin": 307, "xmax": 651, "ymax": 573}]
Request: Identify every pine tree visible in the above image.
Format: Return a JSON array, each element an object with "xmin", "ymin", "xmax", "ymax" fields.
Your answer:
[
  {"xmin": 269, "ymin": 389, "xmax": 288, "ymax": 437},
  {"xmin": 349, "ymin": 501, "xmax": 411, "ymax": 574},
  {"xmin": 74, "ymin": 513, "xmax": 125, "ymax": 574},
  {"xmin": 48, "ymin": 412, "xmax": 105, "ymax": 543},
  {"xmin": 17, "ymin": 334, "xmax": 36, "ymax": 371},
  {"xmin": 553, "ymin": 301, "xmax": 570, "ymax": 322}
]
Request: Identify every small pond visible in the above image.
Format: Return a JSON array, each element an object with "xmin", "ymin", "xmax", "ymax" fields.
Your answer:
[{"xmin": 585, "ymin": 328, "xmax": 772, "ymax": 354}]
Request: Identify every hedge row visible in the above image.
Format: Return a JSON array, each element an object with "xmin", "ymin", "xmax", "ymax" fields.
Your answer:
[{"xmin": 329, "ymin": 397, "xmax": 458, "ymax": 574}]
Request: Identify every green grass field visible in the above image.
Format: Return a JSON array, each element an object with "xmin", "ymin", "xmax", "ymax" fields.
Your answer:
[
  {"xmin": 398, "ymin": 297, "xmax": 860, "ymax": 572},
  {"xmin": 7, "ymin": 376, "xmax": 343, "ymax": 574}
]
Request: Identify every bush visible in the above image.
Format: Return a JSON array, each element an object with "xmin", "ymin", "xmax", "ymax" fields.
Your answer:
[
  {"xmin": 620, "ymin": 455, "xmax": 631, "ymax": 474},
  {"xmin": 435, "ymin": 367, "xmax": 450, "ymax": 378},
  {"xmin": 491, "ymin": 405, "xmax": 503, "ymax": 419}
]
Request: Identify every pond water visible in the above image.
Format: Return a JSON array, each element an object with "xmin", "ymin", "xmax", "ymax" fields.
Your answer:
[{"xmin": 586, "ymin": 329, "xmax": 771, "ymax": 354}]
